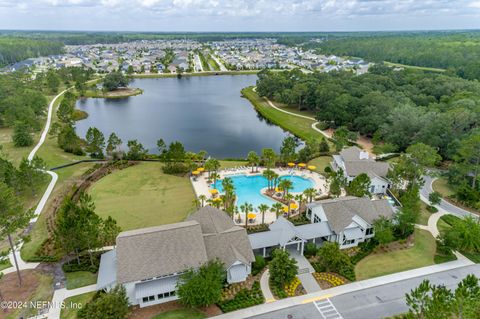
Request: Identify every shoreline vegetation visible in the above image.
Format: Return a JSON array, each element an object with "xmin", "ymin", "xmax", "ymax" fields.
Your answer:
[
  {"xmin": 131, "ymin": 69, "xmax": 260, "ymax": 78},
  {"xmin": 82, "ymin": 87, "xmax": 143, "ymax": 99}
]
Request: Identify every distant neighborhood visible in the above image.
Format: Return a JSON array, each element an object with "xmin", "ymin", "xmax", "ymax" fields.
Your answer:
[{"xmin": 3, "ymin": 38, "xmax": 370, "ymax": 75}]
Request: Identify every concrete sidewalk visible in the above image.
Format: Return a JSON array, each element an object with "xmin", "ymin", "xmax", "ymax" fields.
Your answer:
[
  {"xmin": 48, "ymin": 284, "xmax": 97, "ymax": 319},
  {"xmin": 213, "ymin": 258, "xmax": 474, "ymax": 319}
]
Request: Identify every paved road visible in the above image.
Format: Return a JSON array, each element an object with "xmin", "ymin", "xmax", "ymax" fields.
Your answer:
[
  {"xmin": 421, "ymin": 175, "xmax": 475, "ymax": 218},
  {"xmin": 249, "ymin": 264, "xmax": 480, "ymax": 319}
]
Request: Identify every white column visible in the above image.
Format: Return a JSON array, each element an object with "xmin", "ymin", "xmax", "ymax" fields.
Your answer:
[
  {"xmin": 301, "ymin": 241, "xmax": 305, "ymax": 255},
  {"xmin": 263, "ymin": 247, "xmax": 266, "ymax": 257}
]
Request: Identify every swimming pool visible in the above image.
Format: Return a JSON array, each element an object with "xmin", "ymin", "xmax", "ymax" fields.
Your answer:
[{"xmin": 213, "ymin": 174, "xmax": 315, "ymax": 208}]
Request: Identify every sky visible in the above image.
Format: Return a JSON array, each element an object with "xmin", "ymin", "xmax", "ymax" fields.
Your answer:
[{"xmin": 1, "ymin": 0, "xmax": 480, "ymax": 32}]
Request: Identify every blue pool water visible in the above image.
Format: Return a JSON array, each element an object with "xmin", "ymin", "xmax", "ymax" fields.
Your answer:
[{"xmin": 213, "ymin": 175, "xmax": 314, "ymax": 208}]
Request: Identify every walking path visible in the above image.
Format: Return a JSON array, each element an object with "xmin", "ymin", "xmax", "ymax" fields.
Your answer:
[
  {"xmin": 213, "ymin": 259, "xmax": 475, "ymax": 319},
  {"xmin": 48, "ymin": 284, "xmax": 97, "ymax": 319},
  {"xmin": 297, "ymin": 273, "xmax": 321, "ymax": 294},
  {"xmin": 210, "ymin": 54, "xmax": 228, "ymax": 71},
  {"xmin": 260, "ymin": 270, "xmax": 275, "ymax": 303}
]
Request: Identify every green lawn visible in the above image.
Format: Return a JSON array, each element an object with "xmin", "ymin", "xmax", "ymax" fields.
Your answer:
[
  {"xmin": 417, "ymin": 202, "xmax": 433, "ymax": 226},
  {"xmin": 0, "ymin": 258, "xmax": 12, "ymax": 272},
  {"xmin": 0, "ymin": 127, "xmax": 42, "ymax": 165},
  {"xmin": 308, "ymin": 156, "xmax": 332, "ymax": 176},
  {"xmin": 89, "ymin": 162, "xmax": 196, "ymax": 231},
  {"xmin": 355, "ymin": 229, "xmax": 436, "ymax": 280},
  {"xmin": 151, "ymin": 309, "xmax": 206, "ymax": 319},
  {"xmin": 384, "ymin": 61, "xmax": 446, "ymax": 73},
  {"xmin": 432, "ymin": 177, "xmax": 455, "ymax": 198},
  {"xmin": 219, "ymin": 160, "xmax": 248, "ymax": 169},
  {"xmin": 65, "ymin": 271, "xmax": 97, "ymax": 290},
  {"xmin": 21, "ymin": 162, "xmax": 96, "ymax": 261},
  {"xmin": 242, "ymin": 87, "xmax": 323, "ymax": 141},
  {"xmin": 60, "ymin": 291, "xmax": 96, "ymax": 319}
]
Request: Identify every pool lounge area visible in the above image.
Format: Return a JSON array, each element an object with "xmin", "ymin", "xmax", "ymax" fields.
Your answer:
[{"xmin": 190, "ymin": 166, "xmax": 328, "ymax": 225}]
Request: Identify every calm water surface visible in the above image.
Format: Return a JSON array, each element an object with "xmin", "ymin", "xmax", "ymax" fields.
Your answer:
[{"xmin": 75, "ymin": 75, "xmax": 296, "ymax": 158}]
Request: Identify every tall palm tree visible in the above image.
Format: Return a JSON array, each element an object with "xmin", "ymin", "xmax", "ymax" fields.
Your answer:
[
  {"xmin": 198, "ymin": 194, "xmax": 207, "ymax": 207},
  {"xmin": 222, "ymin": 177, "xmax": 235, "ymax": 210},
  {"xmin": 278, "ymin": 179, "xmax": 293, "ymax": 198},
  {"xmin": 284, "ymin": 193, "xmax": 294, "ymax": 218},
  {"xmin": 258, "ymin": 204, "xmax": 269, "ymax": 225},
  {"xmin": 262, "ymin": 169, "xmax": 274, "ymax": 190},
  {"xmin": 272, "ymin": 172, "xmax": 279, "ymax": 190},
  {"xmin": 303, "ymin": 188, "xmax": 316, "ymax": 203},
  {"xmin": 295, "ymin": 193, "xmax": 304, "ymax": 209},
  {"xmin": 210, "ymin": 172, "xmax": 221, "ymax": 187},
  {"xmin": 192, "ymin": 198, "xmax": 200, "ymax": 209},
  {"xmin": 271, "ymin": 202, "xmax": 283, "ymax": 219},
  {"xmin": 247, "ymin": 151, "xmax": 260, "ymax": 173},
  {"xmin": 240, "ymin": 202, "xmax": 253, "ymax": 228}
]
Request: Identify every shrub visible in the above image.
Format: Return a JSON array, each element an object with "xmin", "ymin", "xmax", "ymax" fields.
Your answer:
[
  {"xmin": 304, "ymin": 242, "xmax": 318, "ymax": 258},
  {"xmin": 217, "ymin": 281, "xmax": 264, "ymax": 312},
  {"xmin": 62, "ymin": 253, "xmax": 101, "ymax": 273},
  {"xmin": 284, "ymin": 277, "xmax": 301, "ymax": 297},
  {"xmin": 252, "ymin": 255, "xmax": 266, "ymax": 276},
  {"xmin": 426, "ymin": 205, "xmax": 438, "ymax": 213}
]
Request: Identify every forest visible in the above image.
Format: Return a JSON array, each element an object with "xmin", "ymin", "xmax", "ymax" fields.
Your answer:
[
  {"xmin": 0, "ymin": 37, "xmax": 64, "ymax": 67},
  {"xmin": 256, "ymin": 66, "xmax": 480, "ymax": 159},
  {"xmin": 310, "ymin": 32, "xmax": 480, "ymax": 80}
]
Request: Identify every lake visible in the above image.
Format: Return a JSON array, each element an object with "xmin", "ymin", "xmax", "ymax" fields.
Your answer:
[{"xmin": 75, "ymin": 75, "xmax": 297, "ymax": 158}]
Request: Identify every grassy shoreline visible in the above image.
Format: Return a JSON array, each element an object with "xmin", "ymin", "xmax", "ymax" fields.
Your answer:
[
  {"xmin": 82, "ymin": 87, "xmax": 143, "ymax": 99},
  {"xmin": 241, "ymin": 86, "xmax": 322, "ymax": 141},
  {"xmin": 132, "ymin": 70, "xmax": 260, "ymax": 78}
]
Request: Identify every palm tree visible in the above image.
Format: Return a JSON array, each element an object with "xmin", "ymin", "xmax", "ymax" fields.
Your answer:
[
  {"xmin": 240, "ymin": 202, "xmax": 253, "ymax": 228},
  {"xmin": 262, "ymin": 169, "xmax": 274, "ymax": 190},
  {"xmin": 198, "ymin": 194, "xmax": 207, "ymax": 207},
  {"xmin": 303, "ymin": 188, "xmax": 316, "ymax": 203},
  {"xmin": 247, "ymin": 151, "xmax": 260, "ymax": 173},
  {"xmin": 272, "ymin": 172, "xmax": 279, "ymax": 190},
  {"xmin": 192, "ymin": 198, "xmax": 200, "ymax": 209},
  {"xmin": 295, "ymin": 194, "xmax": 304, "ymax": 209},
  {"xmin": 222, "ymin": 177, "xmax": 235, "ymax": 210},
  {"xmin": 258, "ymin": 204, "xmax": 269, "ymax": 225},
  {"xmin": 271, "ymin": 202, "xmax": 283, "ymax": 219},
  {"xmin": 204, "ymin": 158, "xmax": 220, "ymax": 178},
  {"xmin": 284, "ymin": 193, "xmax": 294, "ymax": 218},
  {"xmin": 210, "ymin": 172, "xmax": 220, "ymax": 188},
  {"xmin": 278, "ymin": 178, "xmax": 293, "ymax": 198}
]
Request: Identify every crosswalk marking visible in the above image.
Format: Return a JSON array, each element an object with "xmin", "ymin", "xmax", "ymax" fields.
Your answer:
[{"xmin": 313, "ymin": 298, "xmax": 343, "ymax": 319}]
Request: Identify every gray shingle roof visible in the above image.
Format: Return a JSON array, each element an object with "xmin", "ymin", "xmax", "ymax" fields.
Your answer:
[
  {"xmin": 308, "ymin": 196, "xmax": 395, "ymax": 233},
  {"xmin": 115, "ymin": 206, "xmax": 254, "ymax": 284},
  {"xmin": 339, "ymin": 146, "xmax": 390, "ymax": 177},
  {"xmin": 116, "ymin": 221, "xmax": 208, "ymax": 284},
  {"xmin": 188, "ymin": 206, "xmax": 255, "ymax": 267}
]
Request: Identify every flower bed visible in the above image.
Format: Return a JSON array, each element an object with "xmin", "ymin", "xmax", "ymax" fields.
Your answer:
[
  {"xmin": 313, "ymin": 272, "xmax": 348, "ymax": 289},
  {"xmin": 284, "ymin": 277, "xmax": 301, "ymax": 297}
]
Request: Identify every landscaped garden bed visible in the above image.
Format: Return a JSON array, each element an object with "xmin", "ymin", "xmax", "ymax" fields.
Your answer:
[
  {"xmin": 284, "ymin": 277, "xmax": 305, "ymax": 297},
  {"xmin": 313, "ymin": 272, "xmax": 349, "ymax": 289},
  {"xmin": 217, "ymin": 281, "xmax": 264, "ymax": 313}
]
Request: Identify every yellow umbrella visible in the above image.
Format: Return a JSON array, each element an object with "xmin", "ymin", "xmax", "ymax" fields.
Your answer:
[
  {"xmin": 213, "ymin": 197, "xmax": 222, "ymax": 202},
  {"xmin": 192, "ymin": 170, "xmax": 200, "ymax": 175},
  {"xmin": 298, "ymin": 163, "xmax": 307, "ymax": 168},
  {"xmin": 197, "ymin": 167, "xmax": 205, "ymax": 172},
  {"xmin": 290, "ymin": 203, "xmax": 299, "ymax": 209},
  {"xmin": 308, "ymin": 165, "xmax": 316, "ymax": 170},
  {"xmin": 287, "ymin": 162, "xmax": 296, "ymax": 167},
  {"xmin": 247, "ymin": 213, "xmax": 256, "ymax": 219},
  {"xmin": 283, "ymin": 206, "xmax": 290, "ymax": 212},
  {"xmin": 275, "ymin": 187, "xmax": 283, "ymax": 192},
  {"xmin": 209, "ymin": 189, "xmax": 218, "ymax": 194}
]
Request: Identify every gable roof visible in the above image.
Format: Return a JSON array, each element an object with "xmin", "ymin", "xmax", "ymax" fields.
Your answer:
[
  {"xmin": 338, "ymin": 146, "xmax": 390, "ymax": 178},
  {"xmin": 188, "ymin": 206, "xmax": 255, "ymax": 267},
  {"xmin": 307, "ymin": 196, "xmax": 395, "ymax": 234},
  {"xmin": 116, "ymin": 221, "xmax": 208, "ymax": 284}
]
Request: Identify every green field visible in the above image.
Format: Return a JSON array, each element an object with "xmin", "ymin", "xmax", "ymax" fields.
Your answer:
[
  {"xmin": 355, "ymin": 229, "xmax": 436, "ymax": 280},
  {"xmin": 242, "ymin": 87, "xmax": 322, "ymax": 141},
  {"xmin": 60, "ymin": 292, "xmax": 96, "ymax": 319},
  {"xmin": 65, "ymin": 271, "xmax": 98, "ymax": 290},
  {"xmin": 308, "ymin": 156, "xmax": 332, "ymax": 176},
  {"xmin": 432, "ymin": 177, "xmax": 455, "ymax": 198},
  {"xmin": 417, "ymin": 202, "xmax": 433, "ymax": 226},
  {"xmin": 88, "ymin": 162, "xmax": 196, "ymax": 231},
  {"xmin": 384, "ymin": 61, "xmax": 446, "ymax": 73},
  {"xmin": 152, "ymin": 309, "xmax": 206, "ymax": 319}
]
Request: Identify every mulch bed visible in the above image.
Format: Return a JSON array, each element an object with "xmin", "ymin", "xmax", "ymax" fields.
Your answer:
[{"xmin": 128, "ymin": 300, "xmax": 221, "ymax": 319}]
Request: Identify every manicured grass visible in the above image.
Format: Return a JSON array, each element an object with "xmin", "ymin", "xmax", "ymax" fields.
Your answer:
[
  {"xmin": 220, "ymin": 160, "xmax": 248, "ymax": 169},
  {"xmin": 0, "ymin": 127, "xmax": 41, "ymax": 165},
  {"xmin": 308, "ymin": 156, "xmax": 332, "ymax": 176},
  {"xmin": 242, "ymin": 87, "xmax": 322, "ymax": 141},
  {"xmin": 60, "ymin": 291, "xmax": 96, "ymax": 319},
  {"xmin": 355, "ymin": 229, "xmax": 436, "ymax": 280},
  {"xmin": 89, "ymin": 162, "xmax": 196, "ymax": 231},
  {"xmin": 151, "ymin": 309, "xmax": 206, "ymax": 319},
  {"xmin": 21, "ymin": 162, "xmax": 96, "ymax": 261},
  {"xmin": 384, "ymin": 61, "xmax": 446, "ymax": 73},
  {"xmin": 432, "ymin": 177, "xmax": 455, "ymax": 198},
  {"xmin": 417, "ymin": 202, "xmax": 433, "ymax": 226},
  {"xmin": 0, "ymin": 259, "xmax": 12, "ymax": 272},
  {"xmin": 65, "ymin": 271, "xmax": 98, "ymax": 290}
]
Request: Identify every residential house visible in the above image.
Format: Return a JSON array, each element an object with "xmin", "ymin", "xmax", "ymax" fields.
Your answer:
[
  {"xmin": 96, "ymin": 206, "xmax": 254, "ymax": 308},
  {"xmin": 331, "ymin": 146, "xmax": 391, "ymax": 194}
]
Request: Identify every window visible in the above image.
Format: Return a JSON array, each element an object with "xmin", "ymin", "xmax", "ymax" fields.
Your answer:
[
  {"xmin": 344, "ymin": 239, "xmax": 355, "ymax": 245},
  {"xmin": 158, "ymin": 291, "xmax": 176, "ymax": 299},
  {"xmin": 313, "ymin": 215, "xmax": 322, "ymax": 223},
  {"xmin": 142, "ymin": 295, "xmax": 155, "ymax": 303},
  {"xmin": 366, "ymin": 228, "xmax": 374, "ymax": 236}
]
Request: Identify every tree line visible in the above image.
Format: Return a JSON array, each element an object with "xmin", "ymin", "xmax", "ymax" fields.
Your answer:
[
  {"xmin": 256, "ymin": 67, "xmax": 480, "ymax": 160},
  {"xmin": 0, "ymin": 37, "xmax": 64, "ymax": 67}
]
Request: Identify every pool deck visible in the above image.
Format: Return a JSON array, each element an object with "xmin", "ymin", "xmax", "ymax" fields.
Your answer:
[{"xmin": 190, "ymin": 166, "xmax": 327, "ymax": 226}]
